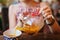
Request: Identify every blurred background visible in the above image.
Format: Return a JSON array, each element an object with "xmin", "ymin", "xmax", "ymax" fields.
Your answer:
[{"xmin": 0, "ymin": 0, "xmax": 60, "ymax": 35}]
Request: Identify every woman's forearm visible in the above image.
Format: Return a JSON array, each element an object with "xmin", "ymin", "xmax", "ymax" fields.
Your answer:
[
  {"xmin": 46, "ymin": 15, "xmax": 60, "ymax": 33},
  {"xmin": 51, "ymin": 19, "xmax": 60, "ymax": 33}
]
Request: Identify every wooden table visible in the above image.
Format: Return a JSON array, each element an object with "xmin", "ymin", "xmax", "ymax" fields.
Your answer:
[
  {"xmin": 17, "ymin": 33, "xmax": 60, "ymax": 40},
  {"xmin": 1, "ymin": 33, "xmax": 60, "ymax": 40}
]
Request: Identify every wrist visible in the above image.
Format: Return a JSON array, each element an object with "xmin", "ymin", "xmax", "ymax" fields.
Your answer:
[{"xmin": 46, "ymin": 15, "xmax": 55, "ymax": 26}]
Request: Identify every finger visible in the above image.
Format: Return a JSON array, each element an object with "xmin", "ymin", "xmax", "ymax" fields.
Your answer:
[
  {"xmin": 43, "ymin": 8, "xmax": 52, "ymax": 16},
  {"xmin": 39, "ymin": 6, "xmax": 48, "ymax": 13},
  {"xmin": 44, "ymin": 15, "xmax": 52, "ymax": 20},
  {"xmin": 44, "ymin": 9, "xmax": 51, "ymax": 13},
  {"xmin": 41, "ymin": 7, "xmax": 51, "ymax": 14},
  {"xmin": 43, "ymin": 12, "xmax": 52, "ymax": 17},
  {"xmin": 43, "ymin": 6, "xmax": 49, "ymax": 11}
]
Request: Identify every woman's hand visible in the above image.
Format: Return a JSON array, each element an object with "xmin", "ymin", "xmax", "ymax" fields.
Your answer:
[
  {"xmin": 40, "ymin": 3, "xmax": 54, "ymax": 25},
  {"xmin": 40, "ymin": 3, "xmax": 60, "ymax": 33}
]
